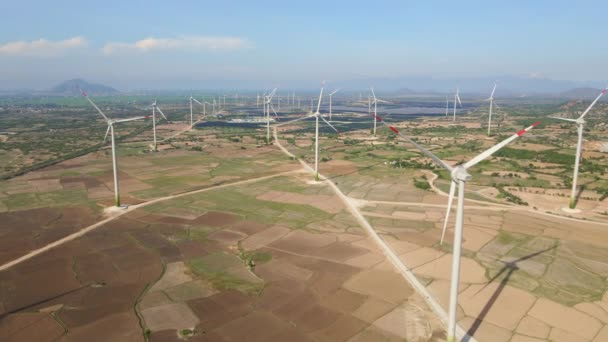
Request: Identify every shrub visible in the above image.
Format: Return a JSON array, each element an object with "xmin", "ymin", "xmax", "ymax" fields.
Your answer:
[{"xmin": 413, "ymin": 177, "xmax": 431, "ymax": 191}]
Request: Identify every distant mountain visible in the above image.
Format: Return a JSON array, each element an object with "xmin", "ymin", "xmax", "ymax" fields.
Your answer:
[
  {"xmin": 51, "ymin": 79, "xmax": 119, "ymax": 95},
  {"xmin": 329, "ymin": 75, "xmax": 604, "ymax": 96},
  {"xmin": 559, "ymin": 87, "xmax": 603, "ymax": 99},
  {"xmin": 395, "ymin": 88, "xmax": 416, "ymax": 95}
]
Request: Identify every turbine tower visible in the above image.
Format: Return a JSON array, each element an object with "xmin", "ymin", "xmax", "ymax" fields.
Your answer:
[
  {"xmin": 275, "ymin": 81, "xmax": 338, "ymax": 181},
  {"xmin": 263, "ymin": 89, "xmax": 278, "ymax": 143},
  {"xmin": 551, "ymin": 88, "xmax": 607, "ymax": 209},
  {"xmin": 374, "ymin": 112, "xmax": 539, "ymax": 342},
  {"xmin": 82, "ymin": 91, "xmax": 148, "ymax": 207},
  {"xmin": 370, "ymin": 87, "xmax": 389, "ymax": 137},
  {"xmin": 150, "ymin": 101, "xmax": 168, "ymax": 152},
  {"xmin": 189, "ymin": 95, "xmax": 205, "ymax": 129}
]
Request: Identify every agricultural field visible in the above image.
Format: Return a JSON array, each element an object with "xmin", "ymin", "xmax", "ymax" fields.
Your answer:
[
  {"xmin": 1, "ymin": 96, "xmax": 608, "ymax": 341},
  {"xmin": 0, "ymin": 173, "xmax": 445, "ymax": 341}
]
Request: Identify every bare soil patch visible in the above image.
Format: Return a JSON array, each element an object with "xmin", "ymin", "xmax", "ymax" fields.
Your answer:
[
  {"xmin": 193, "ymin": 211, "xmax": 240, "ymax": 227},
  {"xmin": 142, "ymin": 302, "xmax": 200, "ymax": 332}
]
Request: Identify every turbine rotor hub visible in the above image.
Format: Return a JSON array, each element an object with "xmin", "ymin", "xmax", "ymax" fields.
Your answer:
[{"xmin": 452, "ymin": 166, "xmax": 472, "ymax": 182}]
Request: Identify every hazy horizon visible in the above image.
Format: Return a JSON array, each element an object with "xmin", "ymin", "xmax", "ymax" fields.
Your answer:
[{"xmin": 1, "ymin": 1, "xmax": 606, "ymax": 92}]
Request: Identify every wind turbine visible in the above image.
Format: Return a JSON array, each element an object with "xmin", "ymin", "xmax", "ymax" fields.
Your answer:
[
  {"xmin": 264, "ymin": 88, "xmax": 278, "ymax": 143},
  {"xmin": 452, "ymin": 88, "xmax": 462, "ymax": 122},
  {"xmin": 373, "ymin": 112, "xmax": 539, "ymax": 342},
  {"xmin": 485, "ymin": 83, "xmax": 497, "ymax": 136},
  {"xmin": 551, "ymin": 88, "xmax": 607, "ymax": 209},
  {"xmin": 370, "ymin": 87, "xmax": 389, "ymax": 137},
  {"xmin": 276, "ymin": 81, "xmax": 339, "ymax": 181},
  {"xmin": 328, "ymin": 88, "xmax": 340, "ymax": 121},
  {"xmin": 189, "ymin": 95, "xmax": 204, "ymax": 128},
  {"xmin": 150, "ymin": 101, "xmax": 169, "ymax": 152},
  {"xmin": 82, "ymin": 91, "xmax": 149, "ymax": 207}
]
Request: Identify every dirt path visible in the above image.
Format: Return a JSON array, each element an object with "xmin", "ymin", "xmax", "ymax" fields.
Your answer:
[
  {"xmin": 423, "ymin": 170, "xmax": 608, "ymax": 227},
  {"xmin": 358, "ymin": 198, "xmax": 513, "ymax": 212},
  {"xmin": 0, "ymin": 169, "xmax": 301, "ymax": 272},
  {"xmin": 272, "ymin": 128, "xmax": 475, "ymax": 341}
]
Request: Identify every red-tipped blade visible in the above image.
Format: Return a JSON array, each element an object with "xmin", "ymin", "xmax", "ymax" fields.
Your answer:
[{"xmin": 517, "ymin": 121, "xmax": 540, "ymax": 136}]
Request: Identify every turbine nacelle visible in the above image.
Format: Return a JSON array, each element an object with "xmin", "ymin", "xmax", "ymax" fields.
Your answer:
[{"xmin": 451, "ymin": 166, "xmax": 472, "ymax": 182}]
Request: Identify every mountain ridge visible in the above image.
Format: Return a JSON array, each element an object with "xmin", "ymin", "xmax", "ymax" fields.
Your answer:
[{"xmin": 51, "ymin": 79, "xmax": 120, "ymax": 95}]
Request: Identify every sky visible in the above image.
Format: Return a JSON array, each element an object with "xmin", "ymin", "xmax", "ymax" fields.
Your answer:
[{"xmin": 0, "ymin": 0, "xmax": 606, "ymax": 91}]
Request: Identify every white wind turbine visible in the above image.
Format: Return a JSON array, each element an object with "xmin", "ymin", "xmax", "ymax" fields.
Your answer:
[
  {"xmin": 452, "ymin": 88, "xmax": 462, "ymax": 122},
  {"xmin": 189, "ymin": 95, "xmax": 205, "ymax": 129},
  {"xmin": 551, "ymin": 88, "xmax": 607, "ymax": 209},
  {"xmin": 485, "ymin": 83, "xmax": 497, "ymax": 136},
  {"xmin": 82, "ymin": 91, "xmax": 149, "ymax": 207},
  {"xmin": 150, "ymin": 100, "xmax": 169, "ymax": 152},
  {"xmin": 328, "ymin": 88, "xmax": 340, "ymax": 122},
  {"xmin": 276, "ymin": 81, "xmax": 339, "ymax": 181},
  {"xmin": 370, "ymin": 87, "xmax": 389, "ymax": 137},
  {"xmin": 264, "ymin": 88, "xmax": 278, "ymax": 143},
  {"xmin": 373, "ymin": 112, "xmax": 539, "ymax": 342}
]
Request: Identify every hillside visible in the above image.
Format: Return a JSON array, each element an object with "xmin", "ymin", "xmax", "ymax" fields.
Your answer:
[
  {"xmin": 51, "ymin": 79, "xmax": 119, "ymax": 95},
  {"xmin": 559, "ymin": 87, "xmax": 603, "ymax": 99}
]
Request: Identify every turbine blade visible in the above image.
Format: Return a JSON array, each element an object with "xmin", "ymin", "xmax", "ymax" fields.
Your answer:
[
  {"xmin": 464, "ymin": 121, "xmax": 541, "ymax": 169},
  {"xmin": 440, "ymin": 181, "xmax": 457, "ymax": 245},
  {"xmin": 156, "ymin": 107, "xmax": 168, "ymax": 121},
  {"xmin": 103, "ymin": 125, "xmax": 111, "ymax": 143},
  {"xmin": 373, "ymin": 114, "xmax": 452, "ymax": 172},
  {"xmin": 114, "ymin": 116, "xmax": 149, "ymax": 123},
  {"xmin": 549, "ymin": 116, "xmax": 577, "ymax": 123},
  {"xmin": 319, "ymin": 114, "xmax": 339, "ymax": 133},
  {"xmin": 268, "ymin": 88, "xmax": 278, "ymax": 100},
  {"xmin": 578, "ymin": 88, "xmax": 607, "ymax": 120},
  {"xmin": 275, "ymin": 114, "xmax": 315, "ymax": 126},
  {"xmin": 270, "ymin": 103, "xmax": 279, "ymax": 119},
  {"xmin": 457, "ymin": 94, "xmax": 463, "ymax": 107},
  {"xmin": 370, "ymin": 87, "xmax": 376, "ymax": 99},
  {"xmin": 490, "ymin": 83, "xmax": 497, "ymax": 98},
  {"xmin": 82, "ymin": 91, "xmax": 110, "ymax": 122},
  {"xmin": 315, "ymin": 81, "xmax": 325, "ymax": 114},
  {"xmin": 192, "ymin": 98, "xmax": 203, "ymax": 105}
]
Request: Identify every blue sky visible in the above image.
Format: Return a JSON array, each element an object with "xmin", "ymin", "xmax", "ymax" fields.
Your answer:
[{"xmin": 0, "ymin": 0, "xmax": 606, "ymax": 90}]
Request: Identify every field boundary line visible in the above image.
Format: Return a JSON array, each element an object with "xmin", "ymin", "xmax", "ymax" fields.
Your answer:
[
  {"xmin": 0, "ymin": 170, "xmax": 300, "ymax": 272},
  {"xmin": 272, "ymin": 127, "xmax": 476, "ymax": 342}
]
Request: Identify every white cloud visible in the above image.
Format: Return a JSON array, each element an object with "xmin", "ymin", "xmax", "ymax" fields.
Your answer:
[
  {"xmin": 0, "ymin": 36, "xmax": 87, "ymax": 56},
  {"xmin": 102, "ymin": 36, "xmax": 250, "ymax": 55}
]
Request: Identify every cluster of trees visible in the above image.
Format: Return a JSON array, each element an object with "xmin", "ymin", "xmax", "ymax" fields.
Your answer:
[
  {"xmin": 413, "ymin": 176, "xmax": 431, "ymax": 191},
  {"xmin": 494, "ymin": 184, "xmax": 528, "ymax": 205},
  {"xmin": 388, "ymin": 157, "xmax": 435, "ymax": 170}
]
